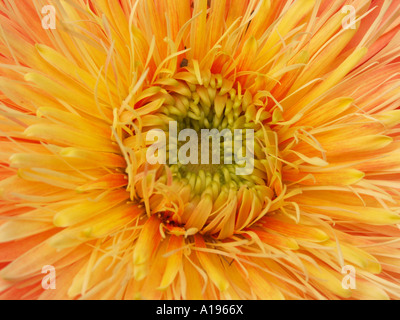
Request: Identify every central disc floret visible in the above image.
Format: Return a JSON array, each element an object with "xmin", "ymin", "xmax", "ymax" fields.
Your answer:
[{"xmin": 117, "ymin": 68, "xmax": 282, "ymax": 238}]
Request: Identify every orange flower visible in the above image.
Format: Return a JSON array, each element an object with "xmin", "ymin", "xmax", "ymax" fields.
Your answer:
[{"xmin": 0, "ymin": 0, "xmax": 400, "ymax": 300}]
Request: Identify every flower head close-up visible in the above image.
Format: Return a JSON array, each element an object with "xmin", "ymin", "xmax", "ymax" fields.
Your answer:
[{"xmin": 0, "ymin": 0, "xmax": 400, "ymax": 300}]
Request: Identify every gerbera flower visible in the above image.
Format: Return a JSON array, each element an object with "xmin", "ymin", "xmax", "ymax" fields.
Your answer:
[{"xmin": 0, "ymin": 0, "xmax": 400, "ymax": 300}]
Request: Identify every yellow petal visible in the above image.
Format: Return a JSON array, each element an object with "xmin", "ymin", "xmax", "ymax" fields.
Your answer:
[
  {"xmin": 245, "ymin": 266, "xmax": 285, "ymax": 300},
  {"xmin": 133, "ymin": 215, "xmax": 161, "ymax": 265},
  {"xmin": 303, "ymin": 261, "xmax": 352, "ymax": 298},
  {"xmin": 260, "ymin": 217, "xmax": 329, "ymax": 242},
  {"xmin": 195, "ymin": 236, "xmax": 230, "ymax": 292},
  {"xmin": 295, "ymin": 196, "xmax": 400, "ymax": 225},
  {"xmin": 158, "ymin": 235, "xmax": 184, "ymax": 289}
]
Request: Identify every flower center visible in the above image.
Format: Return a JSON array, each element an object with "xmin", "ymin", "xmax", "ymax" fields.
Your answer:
[{"xmin": 115, "ymin": 68, "xmax": 283, "ymax": 238}]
